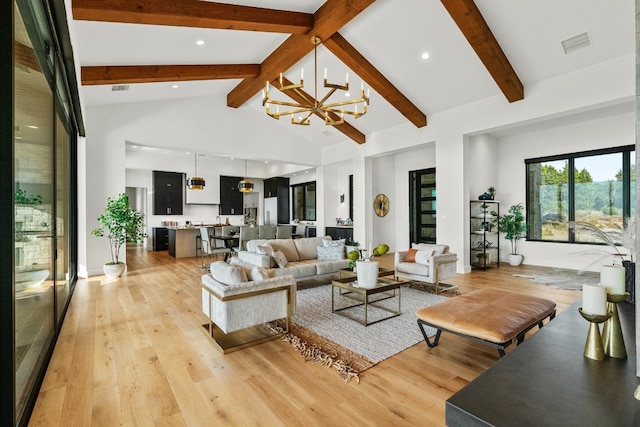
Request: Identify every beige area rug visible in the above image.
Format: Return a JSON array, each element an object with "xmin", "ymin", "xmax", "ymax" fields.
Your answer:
[{"xmin": 272, "ymin": 284, "xmax": 448, "ymax": 382}]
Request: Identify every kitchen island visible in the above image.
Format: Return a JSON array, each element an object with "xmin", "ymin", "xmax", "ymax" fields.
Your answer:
[{"xmin": 168, "ymin": 225, "xmax": 221, "ymax": 258}]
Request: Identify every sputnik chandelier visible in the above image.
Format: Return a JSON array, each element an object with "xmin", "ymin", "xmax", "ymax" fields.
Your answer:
[{"xmin": 262, "ymin": 36, "xmax": 369, "ymax": 126}]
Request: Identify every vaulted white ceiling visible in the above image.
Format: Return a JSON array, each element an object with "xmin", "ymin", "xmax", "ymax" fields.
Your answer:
[{"xmin": 70, "ymin": 0, "xmax": 635, "ymax": 156}]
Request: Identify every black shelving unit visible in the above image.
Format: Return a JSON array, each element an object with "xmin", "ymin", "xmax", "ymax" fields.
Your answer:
[{"xmin": 470, "ymin": 200, "xmax": 499, "ymax": 270}]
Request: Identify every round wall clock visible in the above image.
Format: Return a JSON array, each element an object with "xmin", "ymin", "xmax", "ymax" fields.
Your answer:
[{"xmin": 374, "ymin": 194, "xmax": 389, "ymax": 217}]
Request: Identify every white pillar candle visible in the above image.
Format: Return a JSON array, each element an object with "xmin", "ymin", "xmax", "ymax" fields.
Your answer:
[
  {"xmin": 600, "ymin": 265, "xmax": 626, "ymax": 294},
  {"xmin": 582, "ymin": 283, "xmax": 607, "ymax": 315}
]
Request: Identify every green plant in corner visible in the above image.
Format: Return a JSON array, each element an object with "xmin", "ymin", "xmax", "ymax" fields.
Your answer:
[
  {"xmin": 497, "ymin": 203, "xmax": 527, "ymax": 255},
  {"xmin": 91, "ymin": 193, "xmax": 146, "ymax": 265}
]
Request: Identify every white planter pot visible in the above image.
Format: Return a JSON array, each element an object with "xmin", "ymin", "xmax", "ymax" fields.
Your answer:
[
  {"xmin": 355, "ymin": 260, "xmax": 379, "ymax": 289},
  {"xmin": 103, "ymin": 263, "xmax": 126, "ymax": 278},
  {"xmin": 508, "ymin": 254, "xmax": 523, "ymax": 266}
]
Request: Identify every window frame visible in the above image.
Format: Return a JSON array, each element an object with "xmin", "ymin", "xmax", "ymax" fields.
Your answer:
[{"xmin": 525, "ymin": 144, "xmax": 635, "ymax": 244}]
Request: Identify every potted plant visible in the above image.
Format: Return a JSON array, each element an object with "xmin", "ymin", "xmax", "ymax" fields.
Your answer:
[
  {"xmin": 497, "ymin": 203, "xmax": 527, "ymax": 266},
  {"xmin": 91, "ymin": 193, "xmax": 146, "ymax": 278},
  {"xmin": 487, "ymin": 186, "xmax": 496, "ymax": 200}
]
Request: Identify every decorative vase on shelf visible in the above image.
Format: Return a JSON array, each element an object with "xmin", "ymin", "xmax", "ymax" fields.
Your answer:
[{"xmin": 355, "ymin": 260, "xmax": 379, "ymax": 289}]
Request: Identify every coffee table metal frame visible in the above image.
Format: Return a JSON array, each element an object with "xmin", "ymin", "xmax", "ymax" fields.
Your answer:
[
  {"xmin": 339, "ymin": 267, "xmax": 395, "ymax": 279},
  {"xmin": 331, "ymin": 276, "xmax": 404, "ymax": 326}
]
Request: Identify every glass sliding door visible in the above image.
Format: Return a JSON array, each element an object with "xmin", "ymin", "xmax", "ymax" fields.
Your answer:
[{"xmin": 14, "ymin": 1, "xmax": 56, "ymax": 420}]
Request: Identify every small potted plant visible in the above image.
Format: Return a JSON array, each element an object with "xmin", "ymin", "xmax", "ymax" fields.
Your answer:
[
  {"xmin": 92, "ymin": 193, "xmax": 146, "ymax": 278},
  {"xmin": 497, "ymin": 203, "xmax": 527, "ymax": 266},
  {"xmin": 487, "ymin": 186, "xmax": 496, "ymax": 200}
]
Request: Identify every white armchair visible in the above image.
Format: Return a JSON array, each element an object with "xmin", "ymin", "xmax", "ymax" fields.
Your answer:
[
  {"xmin": 201, "ymin": 261, "xmax": 296, "ymax": 353},
  {"xmin": 394, "ymin": 243, "xmax": 458, "ymax": 293}
]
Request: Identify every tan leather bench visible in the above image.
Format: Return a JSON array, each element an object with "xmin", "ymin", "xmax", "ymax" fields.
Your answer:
[{"xmin": 415, "ymin": 289, "xmax": 556, "ymax": 357}]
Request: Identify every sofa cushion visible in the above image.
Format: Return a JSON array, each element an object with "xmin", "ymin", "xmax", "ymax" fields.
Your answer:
[
  {"xmin": 397, "ymin": 261, "xmax": 429, "ymax": 276},
  {"xmin": 317, "ymin": 245, "xmax": 345, "ymax": 261},
  {"xmin": 293, "ymin": 236, "xmax": 325, "ymax": 261},
  {"xmin": 256, "ymin": 242, "xmax": 274, "ymax": 255},
  {"xmin": 272, "ymin": 249, "xmax": 288, "ymax": 268},
  {"xmin": 412, "ymin": 243, "xmax": 449, "ymax": 255},
  {"xmin": 269, "ymin": 239, "xmax": 299, "ymax": 262},
  {"xmin": 270, "ymin": 261, "xmax": 317, "ymax": 279},
  {"xmin": 210, "ymin": 261, "xmax": 248, "ymax": 285},
  {"xmin": 316, "ymin": 259, "xmax": 350, "ymax": 275}
]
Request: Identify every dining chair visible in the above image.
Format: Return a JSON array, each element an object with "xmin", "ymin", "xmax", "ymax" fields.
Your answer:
[
  {"xmin": 234, "ymin": 226, "xmax": 259, "ymax": 252},
  {"xmin": 259, "ymin": 225, "xmax": 276, "ymax": 239},
  {"xmin": 293, "ymin": 224, "xmax": 306, "ymax": 238},
  {"xmin": 276, "ymin": 225, "xmax": 293, "ymax": 239},
  {"xmin": 199, "ymin": 227, "xmax": 231, "ymax": 269}
]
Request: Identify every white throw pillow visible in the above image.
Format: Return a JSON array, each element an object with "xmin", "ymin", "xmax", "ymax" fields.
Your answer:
[
  {"xmin": 250, "ymin": 266, "xmax": 270, "ymax": 281},
  {"xmin": 317, "ymin": 245, "xmax": 345, "ymax": 261},
  {"xmin": 272, "ymin": 250, "xmax": 288, "ymax": 268},
  {"xmin": 209, "ymin": 261, "xmax": 248, "ymax": 285},
  {"xmin": 414, "ymin": 250, "xmax": 433, "ymax": 265},
  {"xmin": 257, "ymin": 243, "xmax": 274, "ymax": 256},
  {"xmin": 323, "ymin": 238, "xmax": 346, "ymax": 247}
]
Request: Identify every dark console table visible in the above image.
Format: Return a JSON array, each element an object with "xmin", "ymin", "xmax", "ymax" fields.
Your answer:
[{"xmin": 446, "ymin": 299, "xmax": 640, "ymax": 426}]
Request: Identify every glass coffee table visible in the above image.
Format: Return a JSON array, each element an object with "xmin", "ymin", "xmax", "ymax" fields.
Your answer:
[
  {"xmin": 331, "ymin": 276, "xmax": 405, "ymax": 326},
  {"xmin": 339, "ymin": 266, "xmax": 395, "ymax": 279}
]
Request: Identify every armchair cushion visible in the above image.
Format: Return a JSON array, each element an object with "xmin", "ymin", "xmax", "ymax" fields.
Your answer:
[
  {"xmin": 415, "ymin": 249, "xmax": 434, "ymax": 265},
  {"xmin": 210, "ymin": 261, "xmax": 247, "ymax": 285},
  {"xmin": 412, "ymin": 243, "xmax": 449, "ymax": 255}
]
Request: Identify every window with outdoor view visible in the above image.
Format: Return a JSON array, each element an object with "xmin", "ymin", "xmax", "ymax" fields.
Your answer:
[{"xmin": 526, "ymin": 145, "xmax": 635, "ymax": 245}]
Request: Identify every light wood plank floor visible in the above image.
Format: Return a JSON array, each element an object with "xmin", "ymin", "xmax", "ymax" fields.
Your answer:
[{"xmin": 28, "ymin": 246, "xmax": 581, "ymax": 426}]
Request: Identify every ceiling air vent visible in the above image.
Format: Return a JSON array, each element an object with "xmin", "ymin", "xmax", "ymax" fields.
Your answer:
[
  {"xmin": 111, "ymin": 84, "xmax": 130, "ymax": 92},
  {"xmin": 561, "ymin": 32, "xmax": 591, "ymax": 54}
]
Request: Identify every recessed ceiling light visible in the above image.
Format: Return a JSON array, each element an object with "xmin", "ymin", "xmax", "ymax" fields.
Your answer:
[
  {"xmin": 264, "ymin": 161, "xmax": 268, "ymax": 164},
  {"xmin": 131, "ymin": 145, "xmax": 138, "ymax": 148},
  {"xmin": 172, "ymin": 84, "xmax": 179, "ymax": 89},
  {"xmin": 345, "ymin": 92, "xmax": 350, "ymax": 97},
  {"xmin": 421, "ymin": 52, "xmax": 430, "ymax": 60},
  {"xmin": 186, "ymin": 152, "xmax": 191, "ymax": 155},
  {"xmin": 230, "ymin": 157, "xmax": 235, "ymax": 160},
  {"xmin": 196, "ymin": 40, "xmax": 205, "ymax": 46},
  {"xmin": 305, "ymin": 170, "xmax": 309, "ymax": 174}
]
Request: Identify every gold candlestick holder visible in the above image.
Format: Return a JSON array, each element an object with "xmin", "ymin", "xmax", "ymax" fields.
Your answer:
[
  {"xmin": 578, "ymin": 308, "xmax": 611, "ymax": 361},
  {"xmin": 602, "ymin": 292, "xmax": 629, "ymax": 359}
]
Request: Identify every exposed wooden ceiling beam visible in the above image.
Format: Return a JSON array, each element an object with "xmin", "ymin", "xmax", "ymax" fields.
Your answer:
[
  {"xmin": 272, "ymin": 76, "xmax": 366, "ymax": 145},
  {"xmin": 81, "ymin": 64, "xmax": 260, "ymax": 85},
  {"xmin": 440, "ymin": 0, "xmax": 523, "ymax": 102},
  {"xmin": 72, "ymin": 0, "xmax": 314, "ymax": 34},
  {"xmin": 324, "ymin": 33, "xmax": 427, "ymax": 128},
  {"xmin": 227, "ymin": 0, "xmax": 377, "ymax": 109}
]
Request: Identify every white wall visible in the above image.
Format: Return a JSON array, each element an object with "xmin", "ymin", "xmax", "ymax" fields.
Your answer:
[
  {"xmin": 496, "ymin": 109, "xmax": 635, "ymax": 270},
  {"xmin": 81, "ymin": 53, "xmax": 634, "ymax": 275}
]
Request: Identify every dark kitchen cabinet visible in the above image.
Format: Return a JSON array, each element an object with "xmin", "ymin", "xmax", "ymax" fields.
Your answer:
[
  {"xmin": 264, "ymin": 177, "xmax": 290, "ymax": 224},
  {"xmin": 153, "ymin": 171, "xmax": 183, "ymax": 215},
  {"xmin": 263, "ymin": 177, "xmax": 289, "ymax": 198},
  {"xmin": 152, "ymin": 227, "xmax": 169, "ymax": 251},
  {"xmin": 220, "ymin": 175, "xmax": 244, "ymax": 215},
  {"xmin": 325, "ymin": 227, "xmax": 354, "ymax": 244}
]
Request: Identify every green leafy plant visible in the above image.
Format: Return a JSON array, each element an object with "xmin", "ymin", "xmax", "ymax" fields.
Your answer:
[
  {"xmin": 15, "ymin": 188, "xmax": 42, "ymax": 204},
  {"xmin": 497, "ymin": 203, "xmax": 527, "ymax": 255},
  {"xmin": 91, "ymin": 194, "xmax": 146, "ymax": 264},
  {"xmin": 487, "ymin": 186, "xmax": 496, "ymax": 198}
]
